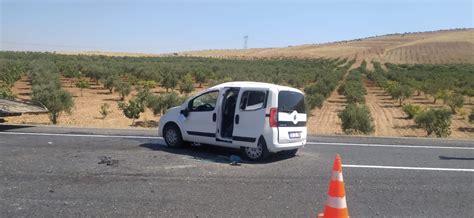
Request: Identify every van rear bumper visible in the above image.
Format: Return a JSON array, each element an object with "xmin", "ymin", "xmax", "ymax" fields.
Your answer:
[{"xmin": 267, "ymin": 139, "xmax": 306, "ymax": 152}]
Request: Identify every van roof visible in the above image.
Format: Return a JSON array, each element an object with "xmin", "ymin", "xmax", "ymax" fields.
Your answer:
[{"xmin": 210, "ymin": 81, "xmax": 303, "ymax": 93}]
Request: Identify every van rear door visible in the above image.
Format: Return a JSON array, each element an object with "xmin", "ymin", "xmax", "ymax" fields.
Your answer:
[
  {"xmin": 277, "ymin": 90, "xmax": 307, "ymax": 144},
  {"xmin": 231, "ymin": 88, "xmax": 268, "ymax": 148}
]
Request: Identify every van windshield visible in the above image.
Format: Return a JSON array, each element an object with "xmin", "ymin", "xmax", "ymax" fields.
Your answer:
[{"xmin": 278, "ymin": 91, "xmax": 305, "ymax": 113}]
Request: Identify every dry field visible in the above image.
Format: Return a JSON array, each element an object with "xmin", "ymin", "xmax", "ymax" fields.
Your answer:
[
  {"xmin": 364, "ymin": 79, "xmax": 473, "ymax": 138},
  {"xmin": 181, "ymin": 29, "xmax": 474, "ymax": 67},
  {"xmin": 306, "ymin": 79, "xmax": 474, "ymax": 138},
  {"xmin": 5, "ymin": 76, "xmax": 473, "ymax": 139},
  {"xmin": 6, "ymin": 77, "xmax": 205, "ymax": 129},
  {"xmin": 307, "ymin": 89, "xmax": 346, "ymax": 135}
]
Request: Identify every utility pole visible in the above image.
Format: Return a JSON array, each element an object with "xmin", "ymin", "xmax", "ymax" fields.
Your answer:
[{"xmin": 243, "ymin": 35, "xmax": 248, "ymax": 49}]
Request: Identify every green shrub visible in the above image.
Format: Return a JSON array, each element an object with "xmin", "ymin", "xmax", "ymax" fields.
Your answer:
[
  {"xmin": 102, "ymin": 75, "xmax": 119, "ymax": 93},
  {"xmin": 445, "ymin": 93, "xmax": 464, "ymax": 114},
  {"xmin": 32, "ymin": 83, "xmax": 74, "ymax": 124},
  {"xmin": 415, "ymin": 109, "xmax": 452, "ymax": 137},
  {"xmin": 388, "ymin": 84, "xmax": 412, "ymax": 106},
  {"xmin": 208, "ymin": 77, "xmax": 232, "ymax": 86},
  {"xmin": 75, "ymin": 77, "xmax": 90, "ymax": 97},
  {"xmin": 304, "ymin": 82, "xmax": 333, "ymax": 98},
  {"xmin": 118, "ymin": 99, "xmax": 144, "ymax": 125},
  {"xmin": 146, "ymin": 92, "xmax": 186, "ymax": 116},
  {"xmin": 136, "ymin": 87, "xmax": 152, "ymax": 104},
  {"xmin": 0, "ymin": 81, "xmax": 15, "ymax": 100},
  {"xmin": 137, "ymin": 80, "xmax": 156, "ymax": 90},
  {"xmin": 402, "ymin": 104, "xmax": 423, "ymax": 119},
  {"xmin": 338, "ymin": 104, "xmax": 374, "ymax": 134},
  {"xmin": 99, "ymin": 103, "xmax": 110, "ymax": 119},
  {"xmin": 194, "ymin": 71, "xmax": 208, "ymax": 88},
  {"xmin": 115, "ymin": 81, "xmax": 132, "ymax": 100},
  {"xmin": 161, "ymin": 72, "xmax": 178, "ymax": 92},
  {"xmin": 344, "ymin": 84, "xmax": 366, "ymax": 104},
  {"xmin": 306, "ymin": 94, "xmax": 325, "ymax": 111},
  {"xmin": 179, "ymin": 74, "xmax": 195, "ymax": 95}
]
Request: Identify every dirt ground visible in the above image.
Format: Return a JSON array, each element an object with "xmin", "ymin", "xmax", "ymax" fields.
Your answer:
[
  {"xmin": 307, "ymin": 89, "xmax": 345, "ymax": 135},
  {"xmin": 364, "ymin": 79, "xmax": 473, "ymax": 138},
  {"xmin": 7, "ymin": 77, "xmax": 205, "ymax": 129},
  {"xmin": 306, "ymin": 78, "xmax": 473, "ymax": 139},
  {"xmin": 5, "ymin": 76, "xmax": 474, "ymax": 139}
]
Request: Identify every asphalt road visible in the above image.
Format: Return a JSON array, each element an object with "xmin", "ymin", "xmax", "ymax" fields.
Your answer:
[{"xmin": 0, "ymin": 125, "xmax": 473, "ymax": 217}]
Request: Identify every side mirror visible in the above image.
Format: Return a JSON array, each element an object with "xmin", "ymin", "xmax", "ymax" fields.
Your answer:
[{"xmin": 180, "ymin": 108, "xmax": 189, "ymax": 117}]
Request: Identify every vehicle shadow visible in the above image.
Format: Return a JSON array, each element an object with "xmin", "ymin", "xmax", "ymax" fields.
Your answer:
[
  {"xmin": 0, "ymin": 124, "xmax": 35, "ymax": 131},
  {"xmin": 139, "ymin": 142, "xmax": 296, "ymax": 164},
  {"xmin": 439, "ymin": 156, "xmax": 474, "ymax": 161}
]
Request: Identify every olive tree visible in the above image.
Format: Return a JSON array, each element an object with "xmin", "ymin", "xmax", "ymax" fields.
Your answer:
[
  {"xmin": 179, "ymin": 74, "xmax": 195, "ymax": 95},
  {"xmin": 161, "ymin": 73, "xmax": 178, "ymax": 92},
  {"xmin": 445, "ymin": 93, "xmax": 464, "ymax": 114},
  {"xmin": 32, "ymin": 83, "xmax": 74, "ymax": 124},
  {"xmin": 115, "ymin": 81, "xmax": 132, "ymax": 100},
  {"xmin": 75, "ymin": 78, "xmax": 90, "ymax": 97},
  {"xmin": 102, "ymin": 75, "xmax": 119, "ymax": 94},
  {"xmin": 194, "ymin": 71, "xmax": 208, "ymax": 88},
  {"xmin": 338, "ymin": 104, "xmax": 374, "ymax": 134},
  {"xmin": 118, "ymin": 99, "xmax": 144, "ymax": 125},
  {"xmin": 415, "ymin": 109, "xmax": 452, "ymax": 137}
]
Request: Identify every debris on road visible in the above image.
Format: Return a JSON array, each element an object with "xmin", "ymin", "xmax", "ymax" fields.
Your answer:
[
  {"xmin": 229, "ymin": 155, "xmax": 242, "ymax": 166},
  {"xmin": 98, "ymin": 156, "xmax": 119, "ymax": 167}
]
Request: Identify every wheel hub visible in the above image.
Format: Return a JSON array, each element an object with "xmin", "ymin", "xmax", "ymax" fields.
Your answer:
[
  {"xmin": 166, "ymin": 129, "xmax": 178, "ymax": 145},
  {"xmin": 245, "ymin": 144, "xmax": 263, "ymax": 159}
]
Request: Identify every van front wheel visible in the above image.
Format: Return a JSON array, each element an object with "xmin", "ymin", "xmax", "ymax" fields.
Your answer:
[
  {"xmin": 163, "ymin": 123, "xmax": 184, "ymax": 148},
  {"xmin": 242, "ymin": 138, "xmax": 270, "ymax": 161}
]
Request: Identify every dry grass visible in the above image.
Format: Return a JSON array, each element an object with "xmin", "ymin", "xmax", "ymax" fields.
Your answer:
[{"xmin": 181, "ymin": 29, "xmax": 474, "ymax": 66}]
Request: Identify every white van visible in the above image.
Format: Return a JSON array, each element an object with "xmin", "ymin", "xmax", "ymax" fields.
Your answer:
[{"xmin": 158, "ymin": 81, "xmax": 307, "ymax": 161}]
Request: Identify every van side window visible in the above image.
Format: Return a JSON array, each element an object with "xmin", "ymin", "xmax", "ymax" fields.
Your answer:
[
  {"xmin": 240, "ymin": 91, "xmax": 266, "ymax": 111},
  {"xmin": 189, "ymin": 91, "xmax": 218, "ymax": 112}
]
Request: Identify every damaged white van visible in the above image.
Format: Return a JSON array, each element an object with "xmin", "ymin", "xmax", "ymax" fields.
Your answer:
[{"xmin": 158, "ymin": 82, "xmax": 307, "ymax": 161}]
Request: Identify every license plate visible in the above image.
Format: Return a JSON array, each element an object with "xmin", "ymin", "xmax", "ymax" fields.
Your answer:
[{"xmin": 288, "ymin": 132, "xmax": 301, "ymax": 139}]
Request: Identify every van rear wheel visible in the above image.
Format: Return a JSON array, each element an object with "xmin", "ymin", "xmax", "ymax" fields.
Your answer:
[{"xmin": 242, "ymin": 137, "xmax": 270, "ymax": 161}]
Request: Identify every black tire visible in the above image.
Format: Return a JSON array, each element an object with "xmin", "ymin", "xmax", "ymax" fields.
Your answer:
[
  {"xmin": 281, "ymin": 149, "xmax": 298, "ymax": 157},
  {"xmin": 241, "ymin": 137, "xmax": 270, "ymax": 161},
  {"xmin": 163, "ymin": 123, "xmax": 184, "ymax": 148}
]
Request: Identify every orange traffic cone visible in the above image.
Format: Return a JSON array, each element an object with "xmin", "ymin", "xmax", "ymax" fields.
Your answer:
[{"xmin": 318, "ymin": 154, "xmax": 349, "ymax": 218}]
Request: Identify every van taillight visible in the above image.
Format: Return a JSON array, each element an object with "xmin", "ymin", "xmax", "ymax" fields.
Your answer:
[{"xmin": 269, "ymin": 107, "xmax": 278, "ymax": 128}]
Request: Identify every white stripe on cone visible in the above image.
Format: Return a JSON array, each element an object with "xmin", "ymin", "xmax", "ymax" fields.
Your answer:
[
  {"xmin": 326, "ymin": 196, "xmax": 347, "ymax": 209},
  {"xmin": 331, "ymin": 171, "xmax": 343, "ymax": 181}
]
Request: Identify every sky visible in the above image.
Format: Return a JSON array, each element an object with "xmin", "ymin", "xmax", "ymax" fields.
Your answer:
[{"xmin": 1, "ymin": 0, "xmax": 473, "ymax": 54}]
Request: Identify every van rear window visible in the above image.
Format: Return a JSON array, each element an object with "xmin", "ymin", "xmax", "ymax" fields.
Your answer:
[{"xmin": 278, "ymin": 91, "xmax": 305, "ymax": 113}]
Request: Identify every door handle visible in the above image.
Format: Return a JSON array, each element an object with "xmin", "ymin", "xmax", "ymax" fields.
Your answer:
[
  {"xmin": 235, "ymin": 114, "xmax": 239, "ymax": 124},
  {"xmin": 212, "ymin": 113, "xmax": 216, "ymax": 122}
]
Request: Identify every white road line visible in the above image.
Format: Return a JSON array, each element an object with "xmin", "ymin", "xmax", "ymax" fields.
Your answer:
[
  {"xmin": 306, "ymin": 142, "xmax": 474, "ymax": 150},
  {"xmin": 343, "ymin": 164, "xmax": 474, "ymax": 172},
  {"xmin": 0, "ymin": 131, "xmax": 472, "ymax": 150},
  {"xmin": 0, "ymin": 131, "xmax": 160, "ymax": 139}
]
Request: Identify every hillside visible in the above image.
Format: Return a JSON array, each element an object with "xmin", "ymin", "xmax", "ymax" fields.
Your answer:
[{"xmin": 180, "ymin": 29, "xmax": 474, "ymax": 66}]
